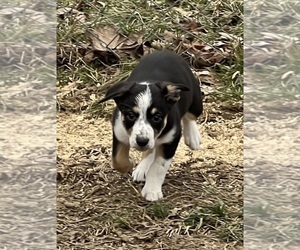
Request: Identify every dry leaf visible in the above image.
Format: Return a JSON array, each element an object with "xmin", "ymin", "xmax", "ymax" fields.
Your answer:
[
  {"xmin": 87, "ymin": 25, "xmax": 125, "ymax": 51},
  {"xmin": 178, "ymin": 40, "xmax": 228, "ymax": 68},
  {"xmin": 121, "ymin": 31, "xmax": 144, "ymax": 49},
  {"xmin": 86, "ymin": 25, "xmax": 143, "ymax": 52},
  {"xmin": 163, "ymin": 30, "xmax": 176, "ymax": 42}
]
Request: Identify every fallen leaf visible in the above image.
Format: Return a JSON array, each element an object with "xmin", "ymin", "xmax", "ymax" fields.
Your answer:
[
  {"xmin": 178, "ymin": 40, "xmax": 228, "ymax": 68},
  {"xmin": 121, "ymin": 31, "xmax": 144, "ymax": 50},
  {"xmin": 87, "ymin": 25, "xmax": 126, "ymax": 51},
  {"xmin": 86, "ymin": 25, "xmax": 144, "ymax": 52},
  {"xmin": 163, "ymin": 30, "xmax": 176, "ymax": 42}
]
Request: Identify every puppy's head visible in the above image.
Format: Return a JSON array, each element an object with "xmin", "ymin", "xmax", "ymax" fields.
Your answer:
[{"xmin": 99, "ymin": 81, "xmax": 189, "ymax": 151}]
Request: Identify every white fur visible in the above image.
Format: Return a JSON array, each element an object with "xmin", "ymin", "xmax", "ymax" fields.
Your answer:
[
  {"xmin": 182, "ymin": 113, "xmax": 201, "ymax": 150},
  {"xmin": 140, "ymin": 128, "xmax": 176, "ymax": 201},
  {"xmin": 132, "ymin": 126, "xmax": 176, "ymax": 183},
  {"xmin": 129, "ymin": 85, "xmax": 155, "ymax": 149},
  {"xmin": 142, "ymin": 157, "xmax": 172, "ymax": 201},
  {"xmin": 132, "ymin": 149, "xmax": 155, "ymax": 182},
  {"xmin": 156, "ymin": 126, "xmax": 176, "ymax": 145},
  {"xmin": 138, "ymin": 82, "xmax": 150, "ymax": 86}
]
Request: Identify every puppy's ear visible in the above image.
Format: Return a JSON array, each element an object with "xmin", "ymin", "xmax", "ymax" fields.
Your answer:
[
  {"xmin": 156, "ymin": 81, "xmax": 190, "ymax": 102},
  {"xmin": 99, "ymin": 81, "xmax": 135, "ymax": 103}
]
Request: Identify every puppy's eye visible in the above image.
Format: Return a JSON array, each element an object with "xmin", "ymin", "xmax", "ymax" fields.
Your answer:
[
  {"xmin": 152, "ymin": 114, "xmax": 162, "ymax": 123},
  {"xmin": 125, "ymin": 112, "xmax": 136, "ymax": 122}
]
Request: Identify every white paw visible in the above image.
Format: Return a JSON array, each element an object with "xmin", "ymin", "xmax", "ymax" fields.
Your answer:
[
  {"xmin": 132, "ymin": 150, "xmax": 155, "ymax": 182},
  {"xmin": 184, "ymin": 131, "xmax": 201, "ymax": 150},
  {"xmin": 138, "ymin": 155, "xmax": 170, "ymax": 201},
  {"xmin": 141, "ymin": 185, "xmax": 163, "ymax": 201},
  {"xmin": 132, "ymin": 163, "xmax": 148, "ymax": 182},
  {"xmin": 183, "ymin": 121, "xmax": 201, "ymax": 150}
]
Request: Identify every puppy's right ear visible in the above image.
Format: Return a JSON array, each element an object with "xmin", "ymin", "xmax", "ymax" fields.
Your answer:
[{"xmin": 99, "ymin": 81, "xmax": 135, "ymax": 103}]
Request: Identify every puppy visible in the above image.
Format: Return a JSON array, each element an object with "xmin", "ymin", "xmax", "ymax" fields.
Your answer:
[{"xmin": 99, "ymin": 50, "xmax": 203, "ymax": 201}]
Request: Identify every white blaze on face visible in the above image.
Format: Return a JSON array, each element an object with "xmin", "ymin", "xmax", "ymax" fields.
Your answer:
[{"xmin": 129, "ymin": 85, "xmax": 155, "ymax": 149}]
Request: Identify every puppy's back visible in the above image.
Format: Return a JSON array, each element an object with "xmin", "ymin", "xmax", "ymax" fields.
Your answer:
[{"xmin": 128, "ymin": 50, "xmax": 197, "ymax": 86}]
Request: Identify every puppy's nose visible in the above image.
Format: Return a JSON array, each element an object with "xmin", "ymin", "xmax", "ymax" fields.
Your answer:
[{"xmin": 136, "ymin": 137, "xmax": 149, "ymax": 147}]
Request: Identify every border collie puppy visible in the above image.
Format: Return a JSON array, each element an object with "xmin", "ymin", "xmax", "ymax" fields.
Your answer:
[{"xmin": 99, "ymin": 50, "xmax": 203, "ymax": 201}]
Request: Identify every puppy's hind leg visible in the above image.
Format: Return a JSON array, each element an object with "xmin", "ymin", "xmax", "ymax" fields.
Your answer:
[
  {"xmin": 112, "ymin": 133, "xmax": 135, "ymax": 173},
  {"xmin": 182, "ymin": 113, "xmax": 201, "ymax": 150}
]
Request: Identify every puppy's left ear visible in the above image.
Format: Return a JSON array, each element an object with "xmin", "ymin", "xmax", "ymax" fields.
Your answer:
[
  {"xmin": 157, "ymin": 81, "xmax": 190, "ymax": 102},
  {"xmin": 99, "ymin": 81, "xmax": 135, "ymax": 103}
]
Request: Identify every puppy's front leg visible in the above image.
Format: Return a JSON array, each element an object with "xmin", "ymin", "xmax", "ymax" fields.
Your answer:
[
  {"xmin": 132, "ymin": 149, "xmax": 155, "ymax": 182},
  {"xmin": 141, "ymin": 154, "xmax": 172, "ymax": 201},
  {"xmin": 141, "ymin": 132, "xmax": 181, "ymax": 201},
  {"xmin": 112, "ymin": 133, "xmax": 135, "ymax": 173}
]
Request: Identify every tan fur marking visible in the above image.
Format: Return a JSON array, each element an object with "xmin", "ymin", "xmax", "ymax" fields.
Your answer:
[
  {"xmin": 151, "ymin": 108, "xmax": 158, "ymax": 115},
  {"xmin": 156, "ymin": 145, "xmax": 163, "ymax": 159},
  {"xmin": 133, "ymin": 106, "xmax": 140, "ymax": 113},
  {"xmin": 166, "ymin": 84, "xmax": 176, "ymax": 92},
  {"xmin": 112, "ymin": 143, "xmax": 134, "ymax": 173},
  {"xmin": 184, "ymin": 112, "xmax": 197, "ymax": 120},
  {"xmin": 166, "ymin": 84, "xmax": 181, "ymax": 102}
]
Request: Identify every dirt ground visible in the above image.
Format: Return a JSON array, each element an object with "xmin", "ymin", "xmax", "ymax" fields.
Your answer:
[{"xmin": 57, "ymin": 94, "xmax": 243, "ymax": 249}]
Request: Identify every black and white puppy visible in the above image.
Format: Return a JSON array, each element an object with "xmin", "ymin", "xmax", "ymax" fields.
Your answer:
[{"xmin": 99, "ymin": 50, "xmax": 203, "ymax": 201}]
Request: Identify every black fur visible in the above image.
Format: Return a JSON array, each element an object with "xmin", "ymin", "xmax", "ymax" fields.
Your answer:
[{"xmin": 127, "ymin": 50, "xmax": 203, "ymax": 118}]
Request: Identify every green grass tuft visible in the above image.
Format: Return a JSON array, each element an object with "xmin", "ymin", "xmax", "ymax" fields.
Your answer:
[
  {"xmin": 184, "ymin": 203, "xmax": 243, "ymax": 243},
  {"xmin": 145, "ymin": 202, "xmax": 171, "ymax": 219}
]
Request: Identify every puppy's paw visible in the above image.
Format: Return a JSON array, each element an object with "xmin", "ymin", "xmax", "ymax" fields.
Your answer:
[
  {"xmin": 132, "ymin": 163, "xmax": 148, "ymax": 182},
  {"xmin": 185, "ymin": 132, "xmax": 201, "ymax": 150},
  {"xmin": 141, "ymin": 186, "xmax": 163, "ymax": 201},
  {"xmin": 183, "ymin": 121, "xmax": 201, "ymax": 150}
]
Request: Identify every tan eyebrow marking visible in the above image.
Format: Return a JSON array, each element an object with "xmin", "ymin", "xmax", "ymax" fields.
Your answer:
[
  {"xmin": 133, "ymin": 106, "xmax": 140, "ymax": 113},
  {"xmin": 151, "ymin": 108, "xmax": 158, "ymax": 114}
]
